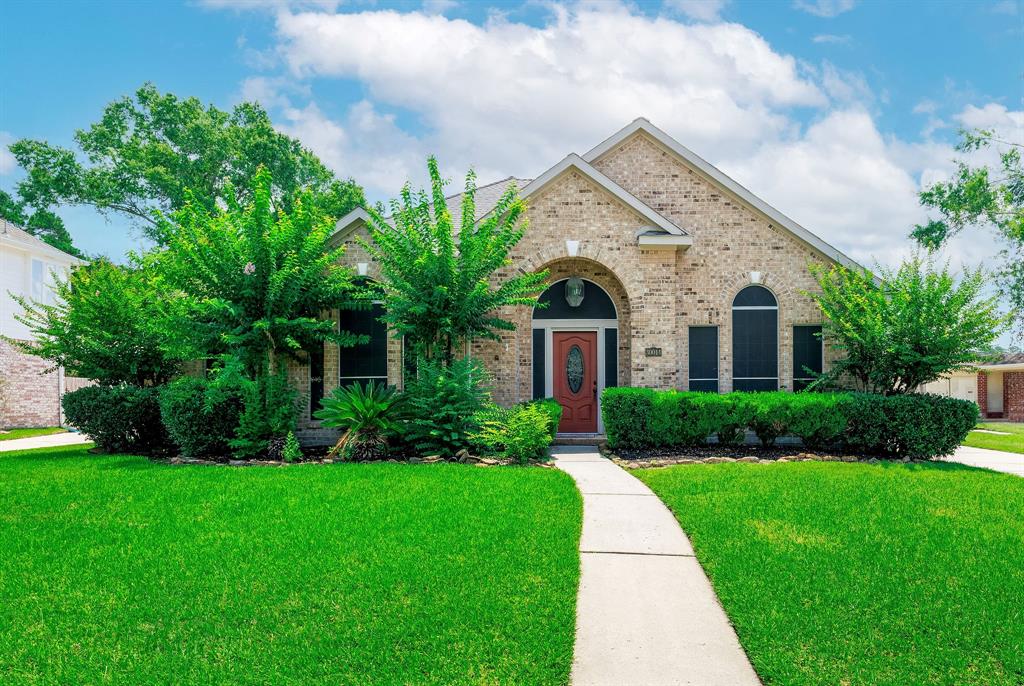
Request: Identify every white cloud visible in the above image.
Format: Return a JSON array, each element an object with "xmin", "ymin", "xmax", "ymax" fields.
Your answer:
[
  {"xmin": 0, "ymin": 132, "xmax": 16, "ymax": 176},
  {"xmin": 196, "ymin": 0, "xmax": 342, "ymax": 10},
  {"xmin": 812, "ymin": 33, "xmax": 851, "ymax": 44},
  {"xmin": 955, "ymin": 103, "xmax": 1024, "ymax": 139},
  {"xmin": 663, "ymin": 0, "xmax": 729, "ymax": 22},
  {"xmin": 793, "ymin": 0, "xmax": 856, "ymax": 17}
]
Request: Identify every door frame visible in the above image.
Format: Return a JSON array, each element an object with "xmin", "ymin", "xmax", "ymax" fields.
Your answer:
[{"xmin": 539, "ymin": 319, "xmax": 617, "ymax": 435}]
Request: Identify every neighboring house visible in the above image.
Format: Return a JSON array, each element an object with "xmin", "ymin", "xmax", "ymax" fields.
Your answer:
[
  {"xmin": 292, "ymin": 118, "xmax": 860, "ymax": 439},
  {"xmin": 923, "ymin": 355, "xmax": 1024, "ymax": 422},
  {"xmin": 0, "ymin": 219, "xmax": 85, "ymax": 428}
]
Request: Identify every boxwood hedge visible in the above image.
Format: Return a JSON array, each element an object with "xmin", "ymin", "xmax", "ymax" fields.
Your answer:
[{"xmin": 601, "ymin": 387, "xmax": 977, "ymax": 459}]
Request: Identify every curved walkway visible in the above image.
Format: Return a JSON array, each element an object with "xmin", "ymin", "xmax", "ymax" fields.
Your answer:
[
  {"xmin": 553, "ymin": 446, "xmax": 760, "ymax": 686},
  {"xmin": 943, "ymin": 445, "xmax": 1024, "ymax": 477},
  {"xmin": 0, "ymin": 431, "xmax": 92, "ymax": 453}
]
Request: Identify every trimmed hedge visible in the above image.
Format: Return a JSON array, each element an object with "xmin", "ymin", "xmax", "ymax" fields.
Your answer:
[
  {"xmin": 159, "ymin": 376, "xmax": 242, "ymax": 458},
  {"xmin": 602, "ymin": 388, "xmax": 978, "ymax": 459},
  {"xmin": 63, "ymin": 385, "xmax": 172, "ymax": 454}
]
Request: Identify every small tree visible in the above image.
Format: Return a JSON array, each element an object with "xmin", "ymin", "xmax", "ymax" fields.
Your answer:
[
  {"xmin": 363, "ymin": 157, "xmax": 549, "ymax": 366},
  {"xmin": 808, "ymin": 255, "xmax": 1009, "ymax": 394},
  {"xmin": 6, "ymin": 259, "xmax": 178, "ymax": 386}
]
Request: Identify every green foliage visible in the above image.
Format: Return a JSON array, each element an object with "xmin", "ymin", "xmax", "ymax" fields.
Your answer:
[
  {"xmin": 808, "ymin": 254, "xmax": 1008, "ymax": 394},
  {"xmin": 400, "ymin": 357, "xmax": 491, "ymax": 457},
  {"xmin": 471, "ymin": 403, "xmax": 554, "ymax": 464},
  {"xmin": 528, "ymin": 397, "xmax": 563, "ymax": 440},
  {"xmin": 314, "ymin": 381, "xmax": 402, "ymax": 460},
  {"xmin": 62, "ymin": 385, "xmax": 170, "ymax": 454},
  {"xmin": 154, "ymin": 166, "xmax": 364, "ymax": 376},
  {"xmin": 0, "ymin": 189, "xmax": 82, "ymax": 257},
  {"xmin": 912, "ymin": 128, "xmax": 1023, "ymax": 337},
  {"xmin": 362, "ymin": 157, "xmax": 549, "ymax": 366},
  {"xmin": 9, "ymin": 83, "xmax": 364, "ymax": 245},
  {"xmin": 602, "ymin": 388, "xmax": 976, "ymax": 459},
  {"xmin": 158, "ymin": 376, "xmax": 242, "ymax": 457},
  {"xmin": 282, "ymin": 431, "xmax": 303, "ymax": 463},
  {"xmin": 7, "ymin": 259, "xmax": 179, "ymax": 386},
  {"xmin": 229, "ymin": 369, "xmax": 298, "ymax": 459}
]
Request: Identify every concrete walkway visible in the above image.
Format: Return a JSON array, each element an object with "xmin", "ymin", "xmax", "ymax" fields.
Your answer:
[
  {"xmin": 0, "ymin": 431, "xmax": 92, "ymax": 453},
  {"xmin": 553, "ymin": 446, "xmax": 760, "ymax": 686},
  {"xmin": 943, "ymin": 445, "xmax": 1024, "ymax": 477}
]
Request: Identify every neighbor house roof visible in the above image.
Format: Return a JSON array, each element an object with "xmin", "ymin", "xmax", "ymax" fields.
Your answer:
[
  {"xmin": 0, "ymin": 218, "xmax": 84, "ymax": 264},
  {"xmin": 979, "ymin": 352, "xmax": 1024, "ymax": 372}
]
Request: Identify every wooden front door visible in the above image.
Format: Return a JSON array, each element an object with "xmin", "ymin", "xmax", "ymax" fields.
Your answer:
[{"xmin": 553, "ymin": 331, "xmax": 598, "ymax": 433}]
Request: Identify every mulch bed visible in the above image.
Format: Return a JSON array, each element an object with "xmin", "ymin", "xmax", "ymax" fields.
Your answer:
[{"xmin": 159, "ymin": 448, "xmax": 548, "ymax": 468}]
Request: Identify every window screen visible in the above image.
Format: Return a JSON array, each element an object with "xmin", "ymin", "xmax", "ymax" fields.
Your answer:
[
  {"xmin": 339, "ymin": 303, "xmax": 388, "ymax": 387},
  {"xmin": 793, "ymin": 325, "xmax": 823, "ymax": 391},
  {"xmin": 732, "ymin": 286, "xmax": 778, "ymax": 392},
  {"xmin": 688, "ymin": 326, "xmax": 719, "ymax": 392}
]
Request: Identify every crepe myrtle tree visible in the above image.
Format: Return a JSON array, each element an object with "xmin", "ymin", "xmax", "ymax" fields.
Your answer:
[
  {"xmin": 362, "ymin": 157, "xmax": 549, "ymax": 367},
  {"xmin": 807, "ymin": 254, "xmax": 1009, "ymax": 394}
]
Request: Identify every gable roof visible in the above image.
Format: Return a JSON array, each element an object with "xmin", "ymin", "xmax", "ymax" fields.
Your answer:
[
  {"xmin": 584, "ymin": 118, "xmax": 862, "ymax": 270},
  {"xmin": 0, "ymin": 219, "xmax": 84, "ymax": 264}
]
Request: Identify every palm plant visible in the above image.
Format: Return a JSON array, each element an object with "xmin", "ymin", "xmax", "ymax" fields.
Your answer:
[{"xmin": 314, "ymin": 381, "xmax": 402, "ymax": 460}]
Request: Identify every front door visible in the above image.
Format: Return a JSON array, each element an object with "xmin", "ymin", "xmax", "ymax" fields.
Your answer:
[{"xmin": 553, "ymin": 331, "xmax": 598, "ymax": 433}]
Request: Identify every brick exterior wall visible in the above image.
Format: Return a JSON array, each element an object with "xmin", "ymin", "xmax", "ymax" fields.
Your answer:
[
  {"xmin": 1006, "ymin": 371, "xmax": 1024, "ymax": 422},
  {"xmin": 0, "ymin": 339, "xmax": 62, "ymax": 428},
  {"xmin": 294, "ymin": 127, "xmax": 843, "ymax": 438},
  {"xmin": 978, "ymin": 371, "xmax": 989, "ymax": 417}
]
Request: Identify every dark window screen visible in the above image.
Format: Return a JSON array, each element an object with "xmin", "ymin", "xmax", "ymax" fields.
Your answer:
[
  {"xmin": 532, "ymin": 329, "xmax": 546, "ymax": 399},
  {"xmin": 309, "ymin": 343, "xmax": 324, "ymax": 418},
  {"xmin": 688, "ymin": 326, "xmax": 719, "ymax": 392},
  {"xmin": 339, "ymin": 303, "xmax": 387, "ymax": 387},
  {"xmin": 733, "ymin": 286, "xmax": 778, "ymax": 392},
  {"xmin": 793, "ymin": 325, "xmax": 823, "ymax": 391},
  {"xmin": 605, "ymin": 328, "xmax": 618, "ymax": 389}
]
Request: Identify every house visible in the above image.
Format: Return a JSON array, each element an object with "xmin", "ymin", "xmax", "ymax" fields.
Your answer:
[
  {"xmin": 292, "ymin": 118, "xmax": 858, "ymax": 439},
  {"xmin": 922, "ymin": 355, "xmax": 1024, "ymax": 422},
  {"xmin": 0, "ymin": 219, "xmax": 85, "ymax": 428}
]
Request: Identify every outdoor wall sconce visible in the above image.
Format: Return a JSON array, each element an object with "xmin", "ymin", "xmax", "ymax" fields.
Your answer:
[
  {"xmin": 565, "ymin": 276, "xmax": 585, "ymax": 307},
  {"xmin": 566, "ymin": 240, "xmax": 580, "ymax": 258}
]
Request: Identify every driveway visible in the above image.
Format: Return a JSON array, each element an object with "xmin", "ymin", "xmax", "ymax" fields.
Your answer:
[{"xmin": 942, "ymin": 445, "xmax": 1024, "ymax": 478}]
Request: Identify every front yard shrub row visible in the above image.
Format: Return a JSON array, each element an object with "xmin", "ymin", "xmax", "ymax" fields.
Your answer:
[
  {"xmin": 62, "ymin": 385, "xmax": 170, "ymax": 454},
  {"xmin": 602, "ymin": 387, "xmax": 978, "ymax": 459},
  {"xmin": 158, "ymin": 376, "xmax": 242, "ymax": 458}
]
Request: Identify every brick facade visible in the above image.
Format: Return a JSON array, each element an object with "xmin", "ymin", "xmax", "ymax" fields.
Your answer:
[
  {"xmin": 0, "ymin": 339, "xmax": 62, "ymax": 428},
  {"xmin": 1005, "ymin": 371, "xmax": 1024, "ymax": 422},
  {"xmin": 290, "ymin": 124, "xmax": 845, "ymax": 439},
  {"xmin": 977, "ymin": 371, "xmax": 989, "ymax": 417}
]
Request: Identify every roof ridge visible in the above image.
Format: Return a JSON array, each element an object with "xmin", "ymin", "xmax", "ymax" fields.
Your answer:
[{"xmin": 444, "ymin": 175, "xmax": 531, "ymax": 200}]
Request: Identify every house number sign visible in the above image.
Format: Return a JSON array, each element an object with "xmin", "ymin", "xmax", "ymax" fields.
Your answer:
[{"xmin": 645, "ymin": 347, "xmax": 662, "ymax": 357}]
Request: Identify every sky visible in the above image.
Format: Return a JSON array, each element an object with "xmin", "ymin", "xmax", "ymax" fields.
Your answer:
[{"xmin": 1, "ymin": 0, "xmax": 1022, "ymax": 277}]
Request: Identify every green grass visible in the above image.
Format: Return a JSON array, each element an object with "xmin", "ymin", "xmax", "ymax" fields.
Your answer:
[
  {"xmin": 0, "ymin": 446, "xmax": 582, "ymax": 685},
  {"xmin": 0, "ymin": 427, "xmax": 67, "ymax": 441},
  {"xmin": 963, "ymin": 422, "xmax": 1024, "ymax": 454},
  {"xmin": 637, "ymin": 462, "xmax": 1024, "ymax": 686}
]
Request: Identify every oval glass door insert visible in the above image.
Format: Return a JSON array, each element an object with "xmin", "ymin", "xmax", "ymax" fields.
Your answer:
[{"xmin": 566, "ymin": 345, "xmax": 584, "ymax": 394}]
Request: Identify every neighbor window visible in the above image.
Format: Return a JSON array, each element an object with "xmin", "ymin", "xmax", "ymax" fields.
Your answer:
[
  {"xmin": 688, "ymin": 326, "xmax": 719, "ymax": 392},
  {"xmin": 732, "ymin": 285, "xmax": 778, "ymax": 391},
  {"xmin": 792, "ymin": 325, "xmax": 823, "ymax": 391},
  {"xmin": 31, "ymin": 259, "xmax": 45, "ymax": 302}
]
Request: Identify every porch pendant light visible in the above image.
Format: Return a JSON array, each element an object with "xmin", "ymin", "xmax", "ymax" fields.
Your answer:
[{"xmin": 565, "ymin": 277, "xmax": 585, "ymax": 308}]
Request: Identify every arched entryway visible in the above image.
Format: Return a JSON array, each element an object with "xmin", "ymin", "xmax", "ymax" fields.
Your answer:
[{"xmin": 533, "ymin": 278, "xmax": 618, "ymax": 434}]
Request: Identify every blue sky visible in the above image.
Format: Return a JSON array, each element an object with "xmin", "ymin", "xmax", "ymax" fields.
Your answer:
[{"xmin": 1, "ymin": 0, "xmax": 1022, "ymax": 266}]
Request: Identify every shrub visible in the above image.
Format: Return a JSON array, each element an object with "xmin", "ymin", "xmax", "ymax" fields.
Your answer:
[
  {"xmin": 472, "ymin": 403, "xmax": 554, "ymax": 463},
  {"xmin": 400, "ymin": 357, "xmax": 491, "ymax": 457},
  {"xmin": 717, "ymin": 394, "xmax": 755, "ymax": 446},
  {"xmin": 528, "ymin": 398, "xmax": 563, "ymax": 439},
  {"xmin": 158, "ymin": 376, "xmax": 242, "ymax": 457},
  {"xmin": 314, "ymin": 380, "xmax": 402, "ymax": 461},
  {"xmin": 230, "ymin": 369, "xmax": 299, "ymax": 459},
  {"xmin": 63, "ymin": 385, "xmax": 171, "ymax": 454},
  {"xmin": 602, "ymin": 387, "xmax": 655, "ymax": 449},
  {"xmin": 884, "ymin": 393, "xmax": 978, "ymax": 459},
  {"xmin": 842, "ymin": 393, "xmax": 890, "ymax": 455},
  {"xmin": 283, "ymin": 431, "xmax": 303, "ymax": 463},
  {"xmin": 787, "ymin": 393, "xmax": 848, "ymax": 450}
]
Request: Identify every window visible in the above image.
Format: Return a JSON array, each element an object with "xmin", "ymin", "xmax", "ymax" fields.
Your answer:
[
  {"xmin": 793, "ymin": 325, "xmax": 823, "ymax": 391},
  {"xmin": 31, "ymin": 259, "xmax": 45, "ymax": 302},
  {"xmin": 338, "ymin": 302, "xmax": 388, "ymax": 387},
  {"xmin": 732, "ymin": 285, "xmax": 778, "ymax": 392},
  {"xmin": 688, "ymin": 326, "xmax": 719, "ymax": 392},
  {"xmin": 309, "ymin": 343, "xmax": 325, "ymax": 418}
]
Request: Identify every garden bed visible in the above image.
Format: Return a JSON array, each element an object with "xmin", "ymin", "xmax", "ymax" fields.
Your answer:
[{"xmin": 161, "ymin": 448, "xmax": 536, "ymax": 468}]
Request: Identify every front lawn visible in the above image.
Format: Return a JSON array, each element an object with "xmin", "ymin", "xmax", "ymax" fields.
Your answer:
[
  {"xmin": 963, "ymin": 422, "xmax": 1024, "ymax": 454},
  {"xmin": 637, "ymin": 462, "xmax": 1024, "ymax": 686},
  {"xmin": 0, "ymin": 446, "xmax": 582, "ymax": 685},
  {"xmin": 0, "ymin": 427, "xmax": 67, "ymax": 441}
]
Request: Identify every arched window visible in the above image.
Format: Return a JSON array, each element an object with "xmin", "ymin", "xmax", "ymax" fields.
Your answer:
[
  {"xmin": 339, "ymin": 283, "xmax": 388, "ymax": 388},
  {"xmin": 732, "ymin": 285, "xmax": 778, "ymax": 391}
]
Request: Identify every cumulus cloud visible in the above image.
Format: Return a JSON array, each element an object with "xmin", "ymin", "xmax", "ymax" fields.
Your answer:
[
  {"xmin": 0, "ymin": 131, "xmax": 16, "ymax": 175},
  {"xmin": 793, "ymin": 0, "xmax": 856, "ymax": 17},
  {"xmin": 812, "ymin": 33, "xmax": 851, "ymax": 44},
  {"xmin": 955, "ymin": 103, "xmax": 1024, "ymax": 136},
  {"xmin": 663, "ymin": 0, "xmax": 729, "ymax": 22}
]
